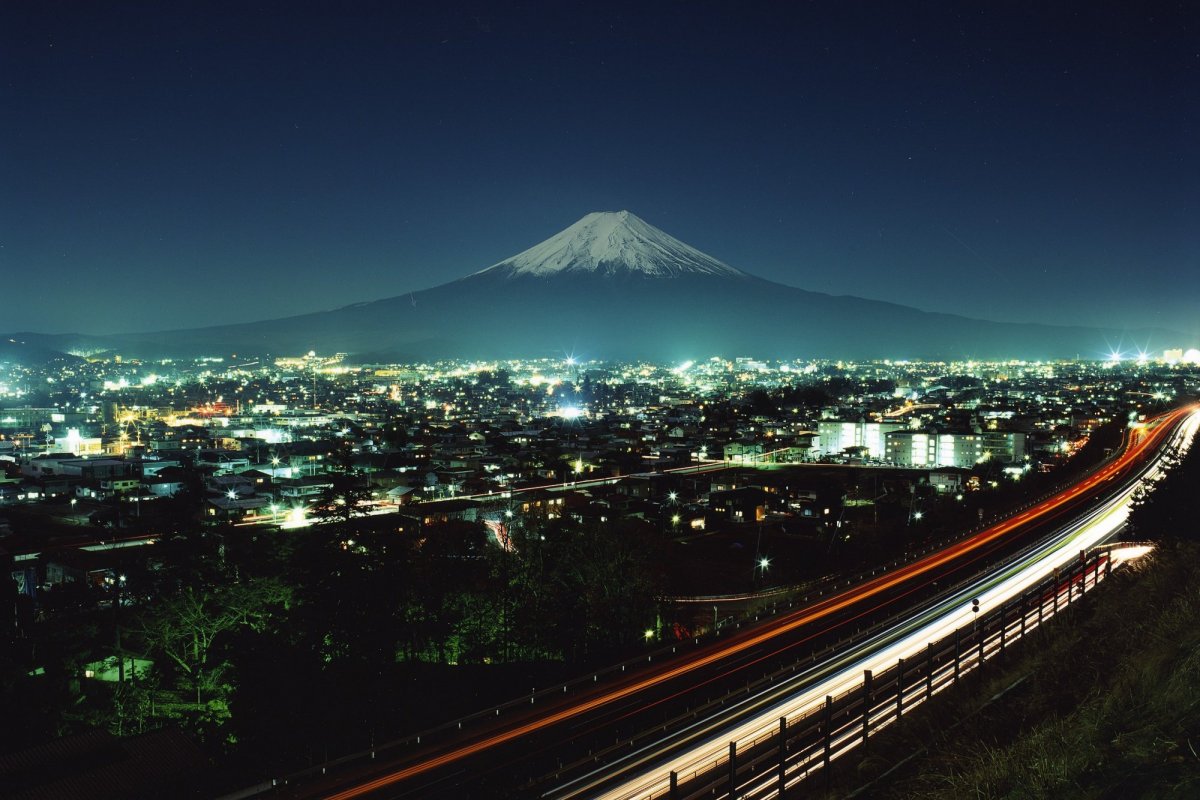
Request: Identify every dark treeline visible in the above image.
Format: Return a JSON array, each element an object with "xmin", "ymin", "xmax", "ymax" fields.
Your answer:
[{"xmin": 1, "ymin": 512, "xmax": 666, "ymax": 786}]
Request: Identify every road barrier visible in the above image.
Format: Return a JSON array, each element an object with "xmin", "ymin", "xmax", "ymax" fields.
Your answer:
[{"xmin": 654, "ymin": 550, "xmax": 1111, "ymax": 800}]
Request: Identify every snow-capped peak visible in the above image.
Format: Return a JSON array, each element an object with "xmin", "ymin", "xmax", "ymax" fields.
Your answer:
[{"xmin": 474, "ymin": 211, "xmax": 748, "ymax": 279}]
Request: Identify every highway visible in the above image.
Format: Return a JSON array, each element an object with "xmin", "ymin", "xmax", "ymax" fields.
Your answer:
[
  {"xmin": 577, "ymin": 406, "xmax": 1200, "ymax": 800},
  {"xmin": 284, "ymin": 404, "xmax": 1197, "ymax": 800}
]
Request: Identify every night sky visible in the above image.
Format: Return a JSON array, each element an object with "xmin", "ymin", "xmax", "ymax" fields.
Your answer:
[{"xmin": 3, "ymin": 2, "xmax": 1197, "ymax": 341}]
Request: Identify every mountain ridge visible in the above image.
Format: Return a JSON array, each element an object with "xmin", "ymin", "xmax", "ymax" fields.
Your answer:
[{"xmin": 2, "ymin": 212, "xmax": 1185, "ymax": 362}]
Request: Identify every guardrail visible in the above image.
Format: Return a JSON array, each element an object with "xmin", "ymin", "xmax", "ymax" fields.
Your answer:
[{"xmin": 654, "ymin": 550, "xmax": 1111, "ymax": 800}]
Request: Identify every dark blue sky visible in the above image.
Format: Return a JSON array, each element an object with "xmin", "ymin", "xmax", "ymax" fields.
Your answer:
[{"xmin": 3, "ymin": 2, "xmax": 1197, "ymax": 342}]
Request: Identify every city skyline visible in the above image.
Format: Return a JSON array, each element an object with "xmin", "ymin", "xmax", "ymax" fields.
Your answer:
[{"xmin": 3, "ymin": 2, "xmax": 1197, "ymax": 339}]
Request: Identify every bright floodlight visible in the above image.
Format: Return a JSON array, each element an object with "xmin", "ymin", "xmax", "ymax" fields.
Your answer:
[
  {"xmin": 913, "ymin": 511, "xmax": 924, "ymax": 520},
  {"xmin": 644, "ymin": 628, "xmax": 654, "ymax": 640},
  {"xmin": 226, "ymin": 489, "xmax": 238, "ymax": 500},
  {"xmin": 668, "ymin": 491, "xmax": 678, "ymax": 502},
  {"xmin": 1184, "ymin": 348, "xmax": 1200, "ymax": 365},
  {"xmin": 758, "ymin": 556, "xmax": 771, "ymax": 570},
  {"xmin": 558, "ymin": 405, "xmax": 583, "ymax": 419},
  {"xmin": 282, "ymin": 506, "xmax": 310, "ymax": 529},
  {"xmin": 565, "ymin": 356, "xmax": 576, "ymax": 365}
]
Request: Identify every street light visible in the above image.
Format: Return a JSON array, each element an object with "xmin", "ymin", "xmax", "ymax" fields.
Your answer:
[{"xmin": 758, "ymin": 556, "xmax": 771, "ymax": 571}]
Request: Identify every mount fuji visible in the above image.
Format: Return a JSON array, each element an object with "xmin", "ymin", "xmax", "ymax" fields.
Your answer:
[
  {"xmin": 6, "ymin": 211, "xmax": 1179, "ymax": 362},
  {"xmin": 472, "ymin": 210, "xmax": 747, "ymax": 280}
]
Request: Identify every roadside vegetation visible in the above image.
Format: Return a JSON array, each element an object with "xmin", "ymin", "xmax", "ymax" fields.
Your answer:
[{"xmin": 0, "ymin": 507, "xmax": 663, "ymax": 791}]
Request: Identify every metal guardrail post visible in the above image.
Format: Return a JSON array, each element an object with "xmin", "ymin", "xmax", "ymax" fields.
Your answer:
[
  {"xmin": 999, "ymin": 601, "xmax": 1007, "ymax": 655},
  {"xmin": 1038, "ymin": 579, "xmax": 1045, "ymax": 625},
  {"xmin": 1020, "ymin": 592, "xmax": 1027, "ymax": 638},
  {"xmin": 823, "ymin": 695, "xmax": 833, "ymax": 778},
  {"xmin": 729, "ymin": 741, "xmax": 738, "ymax": 799},
  {"xmin": 778, "ymin": 716, "xmax": 787, "ymax": 797},
  {"xmin": 926, "ymin": 642, "xmax": 934, "ymax": 698},
  {"xmin": 862, "ymin": 669, "xmax": 872, "ymax": 747},
  {"xmin": 954, "ymin": 628, "xmax": 961, "ymax": 683},
  {"xmin": 669, "ymin": 770, "xmax": 678, "ymax": 799},
  {"xmin": 896, "ymin": 657, "xmax": 905, "ymax": 719}
]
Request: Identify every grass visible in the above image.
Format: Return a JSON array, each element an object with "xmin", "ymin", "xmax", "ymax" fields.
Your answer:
[{"xmin": 813, "ymin": 543, "xmax": 1200, "ymax": 800}]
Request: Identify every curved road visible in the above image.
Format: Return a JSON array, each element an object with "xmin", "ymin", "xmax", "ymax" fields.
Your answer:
[{"xmin": 293, "ymin": 404, "xmax": 1195, "ymax": 800}]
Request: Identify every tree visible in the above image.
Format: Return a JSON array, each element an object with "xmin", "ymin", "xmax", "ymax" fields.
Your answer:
[
  {"xmin": 137, "ymin": 578, "xmax": 290, "ymax": 706},
  {"xmin": 310, "ymin": 443, "xmax": 374, "ymax": 525},
  {"xmin": 311, "ymin": 473, "xmax": 374, "ymax": 526},
  {"xmin": 503, "ymin": 518, "xmax": 664, "ymax": 662},
  {"xmin": 1130, "ymin": 448, "xmax": 1197, "ymax": 543}
]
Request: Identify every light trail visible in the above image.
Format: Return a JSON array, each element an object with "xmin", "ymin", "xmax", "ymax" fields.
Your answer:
[
  {"xmin": 320, "ymin": 405, "xmax": 1196, "ymax": 800},
  {"xmin": 583, "ymin": 408, "xmax": 1200, "ymax": 800}
]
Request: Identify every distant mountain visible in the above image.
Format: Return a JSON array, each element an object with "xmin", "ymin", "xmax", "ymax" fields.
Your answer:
[
  {"xmin": 473, "ymin": 210, "xmax": 747, "ymax": 280},
  {"xmin": 0, "ymin": 336, "xmax": 83, "ymax": 366},
  {"xmin": 6, "ymin": 211, "xmax": 1182, "ymax": 362}
]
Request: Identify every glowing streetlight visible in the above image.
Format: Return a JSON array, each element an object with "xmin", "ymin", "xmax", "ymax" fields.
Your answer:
[
  {"xmin": 757, "ymin": 556, "xmax": 771, "ymax": 571},
  {"xmin": 643, "ymin": 628, "xmax": 654, "ymax": 641},
  {"xmin": 913, "ymin": 511, "xmax": 924, "ymax": 521}
]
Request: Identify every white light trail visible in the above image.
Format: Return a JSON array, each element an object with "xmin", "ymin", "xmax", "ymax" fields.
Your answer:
[{"xmin": 588, "ymin": 410, "xmax": 1199, "ymax": 800}]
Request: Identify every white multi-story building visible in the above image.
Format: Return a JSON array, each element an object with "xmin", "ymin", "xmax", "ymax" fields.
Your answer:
[
  {"xmin": 885, "ymin": 431, "xmax": 983, "ymax": 468},
  {"xmin": 817, "ymin": 420, "xmax": 908, "ymax": 460},
  {"xmin": 980, "ymin": 431, "xmax": 1027, "ymax": 463}
]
